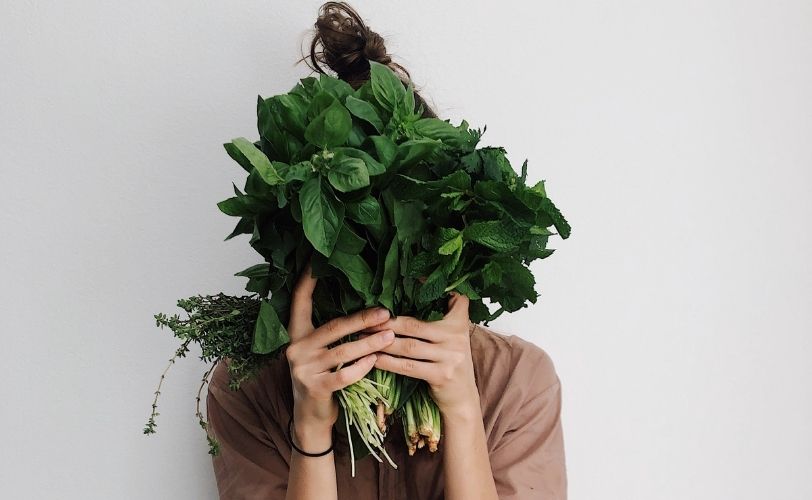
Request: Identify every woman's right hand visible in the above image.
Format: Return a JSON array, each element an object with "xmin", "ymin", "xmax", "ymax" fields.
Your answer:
[{"xmin": 285, "ymin": 260, "xmax": 396, "ymax": 434}]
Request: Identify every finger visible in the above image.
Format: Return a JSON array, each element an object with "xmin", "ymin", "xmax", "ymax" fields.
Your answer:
[
  {"xmin": 321, "ymin": 353, "xmax": 378, "ymax": 392},
  {"xmin": 311, "ymin": 307, "xmax": 391, "ymax": 347},
  {"xmin": 377, "ymin": 336, "xmax": 440, "ymax": 361},
  {"xmin": 289, "ymin": 260, "xmax": 316, "ymax": 338},
  {"xmin": 317, "ymin": 329, "xmax": 396, "ymax": 371},
  {"xmin": 358, "ymin": 323, "xmax": 392, "ymax": 334},
  {"xmin": 375, "ymin": 315, "xmax": 439, "ymax": 342},
  {"xmin": 446, "ymin": 291, "xmax": 470, "ymax": 319},
  {"xmin": 373, "ymin": 353, "xmax": 437, "ymax": 382}
]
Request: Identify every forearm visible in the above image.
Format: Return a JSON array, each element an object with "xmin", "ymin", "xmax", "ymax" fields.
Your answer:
[
  {"xmin": 285, "ymin": 421, "xmax": 338, "ymax": 500},
  {"xmin": 441, "ymin": 399, "xmax": 499, "ymax": 500}
]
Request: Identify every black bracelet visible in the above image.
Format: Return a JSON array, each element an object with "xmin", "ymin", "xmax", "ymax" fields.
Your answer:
[{"xmin": 287, "ymin": 416, "xmax": 335, "ymax": 457}]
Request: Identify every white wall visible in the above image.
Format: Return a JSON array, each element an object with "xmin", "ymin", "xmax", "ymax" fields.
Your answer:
[{"xmin": 2, "ymin": 1, "xmax": 810, "ymax": 499}]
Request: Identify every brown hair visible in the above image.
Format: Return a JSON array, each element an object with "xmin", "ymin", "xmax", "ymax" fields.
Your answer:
[{"xmin": 297, "ymin": 1, "xmax": 438, "ymax": 119}]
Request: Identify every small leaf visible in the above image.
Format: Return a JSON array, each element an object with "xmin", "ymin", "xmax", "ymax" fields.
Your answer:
[
  {"xmin": 252, "ymin": 299, "xmax": 289, "ymax": 354},
  {"xmin": 369, "ymin": 135, "xmax": 397, "ymax": 169},
  {"xmin": 463, "ymin": 219, "xmax": 526, "ymax": 252},
  {"xmin": 327, "ymin": 155, "xmax": 370, "ymax": 193},
  {"xmin": 370, "ymin": 60, "xmax": 406, "ymax": 112},
  {"xmin": 305, "ymin": 100, "xmax": 352, "ymax": 148},
  {"xmin": 378, "ymin": 236, "xmax": 399, "ymax": 310},
  {"xmin": 346, "ymin": 195, "xmax": 382, "ymax": 225},
  {"xmin": 299, "ymin": 177, "xmax": 345, "ymax": 256},
  {"xmin": 230, "ymin": 138, "xmax": 284, "ymax": 185},
  {"xmin": 345, "ymin": 95, "xmax": 384, "ymax": 132}
]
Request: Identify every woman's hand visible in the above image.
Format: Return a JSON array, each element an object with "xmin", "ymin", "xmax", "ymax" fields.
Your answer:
[
  {"xmin": 285, "ymin": 261, "xmax": 396, "ymax": 434},
  {"xmin": 364, "ymin": 291, "xmax": 480, "ymax": 419}
]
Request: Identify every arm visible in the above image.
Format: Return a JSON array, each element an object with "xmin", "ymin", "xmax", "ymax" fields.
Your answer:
[
  {"xmin": 207, "ymin": 363, "xmax": 289, "ymax": 500},
  {"xmin": 441, "ymin": 394, "xmax": 500, "ymax": 499},
  {"xmin": 488, "ymin": 376, "xmax": 567, "ymax": 499},
  {"xmin": 283, "ymin": 261, "xmax": 394, "ymax": 500},
  {"xmin": 284, "ymin": 418, "xmax": 338, "ymax": 500}
]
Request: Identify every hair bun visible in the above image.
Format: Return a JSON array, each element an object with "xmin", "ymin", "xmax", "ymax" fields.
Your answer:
[
  {"xmin": 305, "ymin": 2, "xmax": 404, "ymax": 88},
  {"xmin": 300, "ymin": 2, "xmax": 437, "ymax": 118},
  {"xmin": 361, "ymin": 30, "xmax": 391, "ymax": 66}
]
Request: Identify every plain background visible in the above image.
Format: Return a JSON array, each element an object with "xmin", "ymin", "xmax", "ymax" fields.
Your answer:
[{"xmin": 2, "ymin": 1, "xmax": 810, "ymax": 499}]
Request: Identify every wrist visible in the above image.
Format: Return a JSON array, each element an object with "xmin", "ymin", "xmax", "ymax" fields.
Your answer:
[
  {"xmin": 291, "ymin": 418, "xmax": 334, "ymax": 452},
  {"xmin": 439, "ymin": 395, "xmax": 483, "ymax": 425}
]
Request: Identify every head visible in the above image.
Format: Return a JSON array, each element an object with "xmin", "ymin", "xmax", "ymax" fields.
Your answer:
[{"xmin": 297, "ymin": 1, "xmax": 438, "ymax": 119}]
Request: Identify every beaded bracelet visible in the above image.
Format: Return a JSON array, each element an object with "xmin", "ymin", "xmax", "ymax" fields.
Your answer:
[{"xmin": 287, "ymin": 416, "xmax": 335, "ymax": 457}]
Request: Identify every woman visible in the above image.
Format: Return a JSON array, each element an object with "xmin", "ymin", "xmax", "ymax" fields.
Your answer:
[{"xmin": 206, "ymin": 3, "xmax": 567, "ymax": 499}]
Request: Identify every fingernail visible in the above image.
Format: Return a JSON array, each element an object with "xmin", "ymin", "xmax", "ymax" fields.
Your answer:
[
  {"xmin": 374, "ymin": 307, "xmax": 389, "ymax": 320},
  {"xmin": 369, "ymin": 353, "xmax": 378, "ymax": 362},
  {"xmin": 381, "ymin": 330, "xmax": 395, "ymax": 341}
]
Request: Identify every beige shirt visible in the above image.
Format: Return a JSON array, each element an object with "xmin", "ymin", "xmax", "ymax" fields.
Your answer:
[{"xmin": 206, "ymin": 323, "xmax": 567, "ymax": 499}]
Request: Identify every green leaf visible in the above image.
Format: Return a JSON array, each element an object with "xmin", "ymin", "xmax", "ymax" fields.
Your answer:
[
  {"xmin": 276, "ymin": 160, "xmax": 313, "ymax": 183},
  {"xmin": 438, "ymin": 229, "xmax": 462, "ymax": 255},
  {"xmin": 369, "ymin": 60, "xmax": 405, "ymax": 112},
  {"xmin": 463, "ymin": 219, "xmax": 526, "ymax": 252},
  {"xmin": 229, "ymin": 138, "xmax": 285, "ymax": 185},
  {"xmin": 413, "ymin": 118, "xmax": 462, "ymax": 144},
  {"xmin": 345, "ymin": 195, "xmax": 382, "ymax": 225},
  {"xmin": 223, "ymin": 142, "xmax": 252, "ymax": 173},
  {"xmin": 334, "ymin": 224, "xmax": 367, "ymax": 254},
  {"xmin": 392, "ymin": 199, "xmax": 425, "ymax": 243},
  {"xmin": 369, "ymin": 135, "xmax": 397, "ymax": 169},
  {"xmin": 234, "ymin": 263, "xmax": 270, "ymax": 279},
  {"xmin": 327, "ymin": 155, "xmax": 370, "ymax": 193},
  {"xmin": 395, "ymin": 138, "xmax": 441, "ymax": 169},
  {"xmin": 416, "ymin": 265, "xmax": 447, "ymax": 305},
  {"xmin": 537, "ymin": 197, "xmax": 572, "ymax": 239},
  {"xmin": 332, "ymin": 147, "xmax": 385, "ymax": 176},
  {"xmin": 304, "ymin": 100, "xmax": 352, "ymax": 148},
  {"xmin": 496, "ymin": 259, "xmax": 537, "ymax": 306},
  {"xmin": 481, "ymin": 261, "xmax": 503, "ymax": 289},
  {"xmin": 224, "ymin": 217, "xmax": 253, "ymax": 241},
  {"xmin": 345, "ymin": 95, "xmax": 384, "ymax": 133},
  {"xmin": 252, "ymin": 299, "xmax": 289, "ymax": 354},
  {"xmin": 318, "ymin": 73, "xmax": 354, "ymax": 101},
  {"xmin": 328, "ymin": 250, "xmax": 376, "ymax": 306},
  {"xmin": 378, "ymin": 236, "xmax": 399, "ymax": 310},
  {"xmin": 216, "ymin": 195, "xmax": 265, "ymax": 217},
  {"xmin": 299, "ymin": 177, "xmax": 345, "ymax": 256}
]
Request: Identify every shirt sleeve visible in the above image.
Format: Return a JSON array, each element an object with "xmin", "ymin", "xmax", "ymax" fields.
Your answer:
[
  {"xmin": 206, "ymin": 360, "xmax": 290, "ymax": 500},
  {"xmin": 489, "ymin": 343, "xmax": 568, "ymax": 499}
]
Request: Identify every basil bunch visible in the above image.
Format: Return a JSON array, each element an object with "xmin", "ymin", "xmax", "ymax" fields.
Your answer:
[
  {"xmin": 147, "ymin": 60, "xmax": 571, "ymax": 467},
  {"xmin": 219, "ymin": 61, "xmax": 570, "ymax": 358}
]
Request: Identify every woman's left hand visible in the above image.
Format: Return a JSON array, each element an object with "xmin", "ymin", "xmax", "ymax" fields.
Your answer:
[{"xmin": 365, "ymin": 291, "xmax": 480, "ymax": 419}]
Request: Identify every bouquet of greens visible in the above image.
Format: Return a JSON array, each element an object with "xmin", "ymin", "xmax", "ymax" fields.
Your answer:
[{"xmin": 145, "ymin": 61, "xmax": 571, "ymax": 474}]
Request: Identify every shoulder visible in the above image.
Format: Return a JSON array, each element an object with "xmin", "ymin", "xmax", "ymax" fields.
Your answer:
[
  {"xmin": 207, "ymin": 352, "xmax": 293, "ymax": 431},
  {"xmin": 470, "ymin": 323, "xmax": 562, "ymax": 438},
  {"xmin": 471, "ymin": 322, "xmax": 561, "ymax": 395}
]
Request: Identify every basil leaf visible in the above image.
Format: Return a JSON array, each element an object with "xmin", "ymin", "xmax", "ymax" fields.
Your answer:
[
  {"xmin": 378, "ymin": 236, "xmax": 399, "ymax": 311},
  {"xmin": 345, "ymin": 95, "xmax": 384, "ymax": 133},
  {"xmin": 298, "ymin": 177, "xmax": 345, "ymax": 256},
  {"xmin": 345, "ymin": 195, "xmax": 382, "ymax": 225},
  {"xmin": 369, "ymin": 60, "xmax": 405, "ymax": 112},
  {"xmin": 229, "ymin": 138, "xmax": 284, "ymax": 185},
  {"xmin": 368, "ymin": 135, "xmax": 397, "ymax": 169},
  {"xmin": 304, "ymin": 99, "xmax": 352, "ymax": 149},
  {"xmin": 251, "ymin": 299, "xmax": 289, "ymax": 354},
  {"xmin": 327, "ymin": 154, "xmax": 371, "ymax": 193},
  {"xmin": 328, "ymin": 250, "xmax": 376, "ymax": 306}
]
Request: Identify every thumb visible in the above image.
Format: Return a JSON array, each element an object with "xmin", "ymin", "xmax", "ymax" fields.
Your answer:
[{"xmin": 446, "ymin": 290, "xmax": 470, "ymax": 319}]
